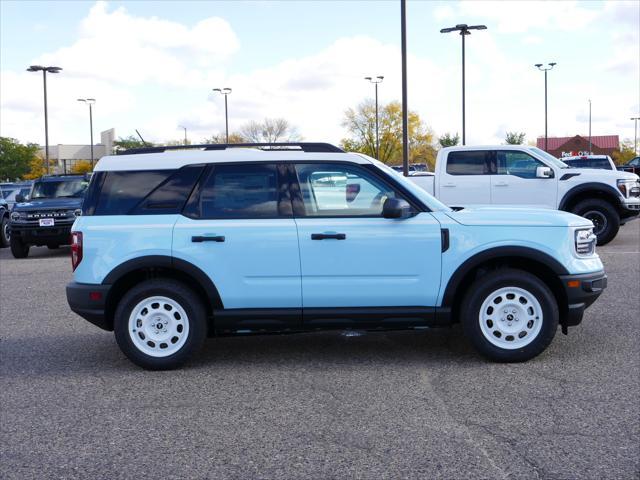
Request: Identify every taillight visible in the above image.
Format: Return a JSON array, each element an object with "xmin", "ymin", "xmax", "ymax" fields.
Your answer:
[{"xmin": 71, "ymin": 231, "xmax": 83, "ymax": 271}]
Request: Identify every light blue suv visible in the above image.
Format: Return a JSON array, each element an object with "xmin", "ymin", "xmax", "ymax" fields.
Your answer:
[{"xmin": 66, "ymin": 143, "xmax": 607, "ymax": 369}]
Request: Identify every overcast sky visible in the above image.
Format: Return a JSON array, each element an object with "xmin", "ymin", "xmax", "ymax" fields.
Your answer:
[{"xmin": 1, "ymin": 0, "xmax": 638, "ymax": 148}]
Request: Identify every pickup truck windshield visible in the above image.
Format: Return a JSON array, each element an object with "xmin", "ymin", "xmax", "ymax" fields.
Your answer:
[
  {"xmin": 31, "ymin": 179, "xmax": 88, "ymax": 199},
  {"xmin": 530, "ymin": 147, "xmax": 569, "ymax": 169}
]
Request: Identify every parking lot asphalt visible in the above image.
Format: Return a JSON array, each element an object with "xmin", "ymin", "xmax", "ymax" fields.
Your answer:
[{"xmin": 1, "ymin": 223, "xmax": 639, "ymax": 480}]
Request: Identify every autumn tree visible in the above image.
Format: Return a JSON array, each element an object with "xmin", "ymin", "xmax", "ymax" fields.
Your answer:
[
  {"xmin": 0, "ymin": 137, "xmax": 40, "ymax": 181},
  {"xmin": 438, "ymin": 132, "xmax": 460, "ymax": 148},
  {"xmin": 203, "ymin": 132, "xmax": 247, "ymax": 144},
  {"xmin": 340, "ymin": 100, "xmax": 436, "ymax": 168},
  {"xmin": 612, "ymin": 138, "xmax": 636, "ymax": 165},
  {"xmin": 70, "ymin": 160, "xmax": 93, "ymax": 174},
  {"xmin": 505, "ymin": 131, "xmax": 526, "ymax": 145},
  {"xmin": 239, "ymin": 118, "xmax": 302, "ymax": 143},
  {"xmin": 23, "ymin": 156, "xmax": 53, "ymax": 180}
]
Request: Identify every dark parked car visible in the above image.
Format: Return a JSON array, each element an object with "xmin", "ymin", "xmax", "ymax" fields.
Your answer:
[
  {"xmin": 617, "ymin": 156, "xmax": 640, "ymax": 175},
  {"xmin": 10, "ymin": 174, "xmax": 89, "ymax": 258},
  {"xmin": 562, "ymin": 155, "xmax": 616, "ymax": 170}
]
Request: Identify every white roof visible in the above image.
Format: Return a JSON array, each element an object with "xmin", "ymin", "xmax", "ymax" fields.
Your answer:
[{"xmin": 94, "ymin": 148, "xmax": 369, "ymax": 172}]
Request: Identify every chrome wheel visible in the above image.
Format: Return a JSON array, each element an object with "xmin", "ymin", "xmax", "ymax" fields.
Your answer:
[
  {"xmin": 479, "ymin": 286, "xmax": 543, "ymax": 350},
  {"xmin": 128, "ymin": 296, "xmax": 189, "ymax": 357},
  {"xmin": 583, "ymin": 210, "xmax": 607, "ymax": 236}
]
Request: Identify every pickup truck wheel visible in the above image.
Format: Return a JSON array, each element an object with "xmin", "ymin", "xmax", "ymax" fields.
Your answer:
[
  {"xmin": 10, "ymin": 235, "xmax": 29, "ymax": 258},
  {"xmin": 460, "ymin": 269, "xmax": 558, "ymax": 362},
  {"xmin": 0, "ymin": 216, "xmax": 9, "ymax": 248},
  {"xmin": 114, "ymin": 279, "xmax": 207, "ymax": 370},
  {"xmin": 571, "ymin": 199, "xmax": 619, "ymax": 246}
]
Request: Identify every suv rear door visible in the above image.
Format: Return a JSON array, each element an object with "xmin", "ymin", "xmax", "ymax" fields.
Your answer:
[
  {"xmin": 172, "ymin": 163, "xmax": 302, "ymax": 330},
  {"xmin": 438, "ymin": 150, "xmax": 491, "ymax": 206},
  {"xmin": 291, "ymin": 162, "xmax": 442, "ymax": 327}
]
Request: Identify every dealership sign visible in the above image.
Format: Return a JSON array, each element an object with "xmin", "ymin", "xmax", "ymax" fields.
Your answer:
[{"xmin": 561, "ymin": 151, "xmax": 593, "ymax": 157}]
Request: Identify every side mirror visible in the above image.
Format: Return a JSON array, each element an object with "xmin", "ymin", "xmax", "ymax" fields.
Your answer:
[
  {"xmin": 346, "ymin": 183, "xmax": 361, "ymax": 203},
  {"xmin": 536, "ymin": 166, "xmax": 553, "ymax": 178},
  {"xmin": 382, "ymin": 197, "xmax": 412, "ymax": 219},
  {"xmin": 15, "ymin": 194, "xmax": 25, "ymax": 203}
]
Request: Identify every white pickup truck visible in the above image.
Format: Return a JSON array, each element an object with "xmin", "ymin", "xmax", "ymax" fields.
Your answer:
[{"xmin": 408, "ymin": 145, "xmax": 640, "ymax": 245}]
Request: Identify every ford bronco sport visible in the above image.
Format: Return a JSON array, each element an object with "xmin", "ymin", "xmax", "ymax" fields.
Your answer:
[{"xmin": 66, "ymin": 143, "xmax": 607, "ymax": 370}]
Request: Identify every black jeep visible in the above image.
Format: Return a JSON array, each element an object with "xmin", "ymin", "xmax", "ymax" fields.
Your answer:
[{"xmin": 10, "ymin": 175, "xmax": 89, "ymax": 258}]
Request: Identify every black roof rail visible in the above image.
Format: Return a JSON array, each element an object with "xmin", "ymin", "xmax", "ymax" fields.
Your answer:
[{"xmin": 116, "ymin": 142, "xmax": 344, "ymax": 155}]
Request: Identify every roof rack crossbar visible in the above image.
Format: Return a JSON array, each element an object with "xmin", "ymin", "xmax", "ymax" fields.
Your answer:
[{"xmin": 116, "ymin": 142, "xmax": 344, "ymax": 155}]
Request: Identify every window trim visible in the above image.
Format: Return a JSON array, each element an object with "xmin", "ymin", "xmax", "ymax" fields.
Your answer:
[{"xmin": 288, "ymin": 161, "xmax": 425, "ymax": 219}]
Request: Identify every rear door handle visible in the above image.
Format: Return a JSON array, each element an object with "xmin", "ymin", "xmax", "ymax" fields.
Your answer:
[
  {"xmin": 311, "ymin": 233, "xmax": 346, "ymax": 240},
  {"xmin": 192, "ymin": 235, "xmax": 225, "ymax": 243}
]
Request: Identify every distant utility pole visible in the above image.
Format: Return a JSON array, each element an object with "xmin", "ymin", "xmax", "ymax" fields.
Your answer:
[
  {"xmin": 213, "ymin": 87, "xmax": 232, "ymax": 143},
  {"xmin": 632, "ymin": 116, "xmax": 640, "ymax": 155},
  {"xmin": 364, "ymin": 76, "xmax": 384, "ymax": 160},
  {"xmin": 179, "ymin": 125, "xmax": 187, "ymax": 145},
  {"xmin": 27, "ymin": 65, "xmax": 62, "ymax": 174},
  {"xmin": 588, "ymin": 99, "xmax": 592, "ymax": 154},
  {"xmin": 534, "ymin": 62, "xmax": 557, "ymax": 152},
  {"xmin": 440, "ymin": 23, "xmax": 487, "ymax": 145},
  {"xmin": 77, "ymin": 98, "xmax": 96, "ymax": 167},
  {"xmin": 401, "ymin": 0, "xmax": 409, "ymax": 176}
]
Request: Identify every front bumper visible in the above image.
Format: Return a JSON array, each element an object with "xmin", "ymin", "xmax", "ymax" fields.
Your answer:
[
  {"xmin": 66, "ymin": 282, "xmax": 112, "ymax": 331},
  {"xmin": 559, "ymin": 270, "xmax": 607, "ymax": 332},
  {"xmin": 11, "ymin": 221, "xmax": 74, "ymax": 245}
]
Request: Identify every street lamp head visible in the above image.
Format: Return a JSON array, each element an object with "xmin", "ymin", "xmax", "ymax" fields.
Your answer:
[
  {"xmin": 377, "ymin": 75, "xmax": 384, "ymax": 80},
  {"xmin": 441, "ymin": 24, "xmax": 487, "ymax": 35},
  {"xmin": 455, "ymin": 24, "xmax": 468, "ymax": 29},
  {"xmin": 364, "ymin": 76, "xmax": 372, "ymax": 80},
  {"xmin": 46, "ymin": 66, "xmax": 62, "ymax": 73},
  {"xmin": 213, "ymin": 87, "xmax": 232, "ymax": 95},
  {"xmin": 548, "ymin": 62, "xmax": 557, "ymax": 68},
  {"xmin": 534, "ymin": 63, "xmax": 543, "ymax": 68},
  {"xmin": 27, "ymin": 65, "xmax": 44, "ymax": 72}
]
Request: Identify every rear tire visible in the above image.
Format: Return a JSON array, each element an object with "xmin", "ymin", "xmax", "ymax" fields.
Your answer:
[
  {"xmin": 460, "ymin": 268, "xmax": 558, "ymax": 362},
  {"xmin": 0, "ymin": 216, "xmax": 9, "ymax": 248},
  {"xmin": 114, "ymin": 279, "xmax": 207, "ymax": 370},
  {"xmin": 10, "ymin": 235, "xmax": 29, "ymax": 258},
  {"xmin": 571, "ymin": 198, "xmax": 620, "ymax": 246}
]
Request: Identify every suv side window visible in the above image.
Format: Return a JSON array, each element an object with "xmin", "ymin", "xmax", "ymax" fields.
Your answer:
[
  {"xmin": 196, "ymin": 164, "xmax": 282, "ymax": 219},
  {"xmin": 446, "ymin": 151, "xmax": 490, "ymax": 175},
  {"xmin": 94, "ymin": 170, "xmax": 173, "ymax": 215},
  {"xmin": 496, "ymin": 151, "xmax": 544, "ymax": 178},
  {"xmin": 293, "ymin": 163, "xmax": 400, "ymax": 217}
]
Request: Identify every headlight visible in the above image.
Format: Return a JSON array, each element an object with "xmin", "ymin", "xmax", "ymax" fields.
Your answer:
[
  {"xmin": 575, "ymin": 228, "xmax": 596, "ymax": 256},
  {"xmin": 617, "ymin": 179, "xmax": 639, "ymax": 198},
  {"xmin": 10, "ymin": 211, "xmax": 22, "ymax": 221},
  {"xmin": 74, "ymin": 209, "xmax": 82, "ymax": 217}
]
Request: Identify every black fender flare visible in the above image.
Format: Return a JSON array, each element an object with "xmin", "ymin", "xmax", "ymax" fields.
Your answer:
[
  {"xmin": 102, "ymin": 255, "xmax": 223, "ymax": 308},
  {"xmin": 441, "ymin": 246, "xmax": 569, "ymax": 307},
  {"xmin": 558, "ymin": 182, "xmax": 623, "ymax": 211}
]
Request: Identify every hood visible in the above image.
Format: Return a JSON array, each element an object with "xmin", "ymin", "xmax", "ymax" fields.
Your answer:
[
  {"xmin": 566, "ymin": 168, "xmax": 639, "ymax": 181},
  {"xmin": 445, "ymin": 206, "xmax": 592, "ymax": 228},
  {"xmin": 14, "ymin": 197, "xmax": 83, "ymax": 211}
]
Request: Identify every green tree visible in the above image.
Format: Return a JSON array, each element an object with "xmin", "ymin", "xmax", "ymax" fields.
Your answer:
[
  {"xmin": 113, "ymin": 135, "xmax": 151, "ymax": 152},
  {"xmin": 0, "ymin": 137, "xmax": 40, "ymax": 181},
  {"xmin": 239, "ymin": 118, "xmax": 301, "ymax": 143},
  {"xmin": 340, "ymin": 100, "xmax": 436, "ymax": 168},
  {"xmin": 438, "ymin": 132, "xmax": 460, "ymax": 147},
  {"xmin": 505, "ymin": 131, "xmax": 526, "ymax": 145},
  {"xmin": 612, "ymin": 138, "xmax": 636, "ymax": 165}
]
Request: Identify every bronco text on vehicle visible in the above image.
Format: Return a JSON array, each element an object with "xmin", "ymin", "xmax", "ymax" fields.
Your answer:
[
  {"xmin": 66, "ymin": 143, "xmax": 607, "ymax": 370},
  {"xmin": 10, "ymin": 174, "xmax": 88, "ymax": 258}
]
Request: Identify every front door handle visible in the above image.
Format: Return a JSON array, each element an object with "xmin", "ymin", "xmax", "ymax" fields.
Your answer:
[
  {"xmin": 311, "ymin": 233, "xmax": 346, "ymax": 240},
  {"xmin": 192, "ymin": 235, "xmax": 225, "ymax": 243},
  {"xmin": 494, "ymin": 182, "xmax": 509, "ymax": 187},
  {"xmin": 443, "ymin": 183, "xmax": 456, "ymax": 187}
]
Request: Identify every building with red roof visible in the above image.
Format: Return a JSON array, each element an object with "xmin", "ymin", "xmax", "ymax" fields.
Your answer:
[{"xmin": 537, "ymin": 135, "xmax": 620, "ymax": 158}]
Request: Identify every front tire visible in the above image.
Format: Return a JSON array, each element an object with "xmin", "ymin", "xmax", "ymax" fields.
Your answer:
[
  {"xmin": 460, "ymin": 268, "xmax": 559, "ymax": 362},
  {"xmin": 10, "ymin": 235, "xmax": 29, "ymax": 258},
  {"xmin": 0, "ymin": 216, "xmax": 9, "ymax": 248},
  {"xmin": 571, "ymin": 199, "xmax": 620, "ymax": 246},
  {"xmin": 114, "ymin": 279, "xmax": 207, "ymax": 370}
]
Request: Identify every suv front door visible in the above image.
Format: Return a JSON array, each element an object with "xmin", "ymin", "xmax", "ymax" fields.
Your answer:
[
  {"xmin": 291, "ymin": 162, "xmax": 442, "ymax": 327},
  {"xmin": 490, "ymin": 150, "xmax": 557, "ymax": 207},
  {"xmin": 172, "ymin": 163, "xmax": 302, "ymax": 330}
]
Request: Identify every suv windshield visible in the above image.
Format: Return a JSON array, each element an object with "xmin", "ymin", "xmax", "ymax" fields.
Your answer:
[
  {"xmin": 31, "ymin": 179, "xmax": 88, "ymax": 199},
  {"xmin": 530, "ymin": 147, "xmax": 569, "ymax": 169}
]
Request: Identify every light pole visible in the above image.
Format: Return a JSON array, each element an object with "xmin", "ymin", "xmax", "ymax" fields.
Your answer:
[
  {"xmin": 27, "ymin": 65, "xmax": 62, "ymax": 174},
  {"xmin": 440, "ymin": 23, "xmax": 487, "ymax": 146},
  {"xmin": 179, "ymin": 125, "xmax": 187, "ymax": 145},
  {"xmin": 364, "ymin": 76, "xmax": 384, "ymax": 160},
  {"xmin": 589, "ymin": 99, "xmax": 591, "ymax": 155},
  {"xmin": 77, "ymin": 98, "xmax": 96, "ymax": 168},
  {"xmin": 401, "ymin": 0, "xmax": 409, "ymax": 175},
  {"xmin": 534, "ymin": 62, "xmax": 557, "ymax": 152},
  {"xmin": 631, "ymin": 117, "xmax": 639, "ymax": 155},
  {"xmin": 213, "ymin": 87, "xmax": 232, "ymax": 143}
]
